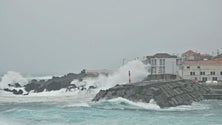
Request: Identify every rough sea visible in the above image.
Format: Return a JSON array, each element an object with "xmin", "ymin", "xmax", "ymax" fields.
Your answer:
[
  {"xmin": 1, "ymin": 60, "xmax": 222, "ymax": 125},
  {"xmin": 0, "ymin": 96, "xmax": 222, "ymax": 125}
]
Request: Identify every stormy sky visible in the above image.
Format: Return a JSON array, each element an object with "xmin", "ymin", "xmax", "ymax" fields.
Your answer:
[{"xmin": 0, "ymin": 0, "xmax": 222, "ymax": 74}]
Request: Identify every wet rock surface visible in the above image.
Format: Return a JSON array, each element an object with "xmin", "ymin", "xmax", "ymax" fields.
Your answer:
[
  {"xmin": 3, "ymin": 71, "xmax": 98, "ymax": 95},
  {"xmin": 92, "ymin": 79, "xmax": 210, "ymax": 108}
]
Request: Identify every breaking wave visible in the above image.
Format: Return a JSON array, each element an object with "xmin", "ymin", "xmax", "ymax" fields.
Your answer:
[
  {"xmin": 0, "ymin": 60, "xmax": 149, "ymax": 97},
  {"xmin": 91, "ymin": 97, "xmax": 209, "ymax": 111},
  {"xmin": 0, "ymin": 60, "xmax": 209, "ymax": 112},
  {"xmin": 71, "ymin": 60, "xmax": 149, "ymax": 90},
  {"xmin": 0, "ymin": 71, "xmax": 28, "ymax": 89}
]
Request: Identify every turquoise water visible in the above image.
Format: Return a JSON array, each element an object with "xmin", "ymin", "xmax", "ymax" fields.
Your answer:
[{"xmin": 0, "ymin": 99, "xmax": 222, "ymax": 125}]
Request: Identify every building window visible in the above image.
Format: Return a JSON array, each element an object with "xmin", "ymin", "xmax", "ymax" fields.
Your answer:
[
  {"xmin": 187, "ymin": 66, "xmax": 190, "ymax": 69},
  {"xmin": 200, "ymin": 72, "xmax": 205, "ymax": 75},
  {"xmin": 202, "ymin": 77, "xmax": 207, "ymax": 82},
  {"xmin": 211, "ymin": 71, "xmax": 215, "ymax": 75},
  {"xmin": 212, "ymin": 77, "xmax": 217, "ymax": 81},
  {"xmin": 159, "ymin": 59, "xmax": 165, "ymax": 66},
  {"xmin": 159, "ymin": 66, "xmax": 162, "ymax": 74},
  {"xmin": 190, "ymin": 72, "xmax": 195, "ymax": 76},
  {"xmin": 221, "ymin": 71, "xmax": 222, "ymax": 75},
  {"xmin": 151, "ymin": 67, "xmax": 156, "ymax": 74},
  {"xmin": 197, "ymin": 66, "xmax": 200, "ymax": 69},
  {"xmin": 176, "ymin": 59, "xmax": 181, "ymax": 65},
  {"xmin": 159, "ymin": 66, "xmax": 165, "ymax": 74},
  {"xmin": 151, "ymin": 59, "xmax": 156, "ymax": 65}
]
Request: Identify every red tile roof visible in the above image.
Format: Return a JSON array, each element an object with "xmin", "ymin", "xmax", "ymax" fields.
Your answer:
[
  {"xmin": 182, "ymin": 50, "xmax": 198, "ymax": 56},
  {"xmin": 184, "ymin": 60, "xmax": 222, "ymax": 65}
]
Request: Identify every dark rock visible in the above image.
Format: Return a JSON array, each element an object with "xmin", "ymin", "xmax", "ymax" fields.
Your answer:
[
  {"xmin": 3, "ymin": 88, "xmax": 11, "ymax": 92},
  {"xmin": 23, "ymin": 71, "xmax": 99, "ymax": 94},
  {"xmin": 4, "ymin": 88, "xmax": 23, "ymax": 95},
  {"xmin": 14, "ymin": 83, "xmax": 22, "ymax": 88},
  {"xmin": 4, "ymin": 71, "xmax": 100, "ymax": 95},
  {"xmin": 24, "ymin": 81, "xmax": 41, "ymax": 92},
  {"xmin": 89, "ymin": 85, "xmax": 96, "ymax": 89},
  {"xmin": 92, "ymin": 79, "xmax": 210, "ymax": 108},
  {"xmin": 7, "ymin": 83, "xmax": 21, "ymax": 88},
  {"xmin": 46, "ymin": 82, "xmax": 63, "ymax": 91},
  {"xmin": 81, "ymin": 69, "xmax": 86, "ymax": 74},
  {"xmin": 8, "ymin": 84, "xmax": 13, "ymax": 87},
  {"xmin": 13, "ymin": 89, "xmax": 23, "ymax": 95}
]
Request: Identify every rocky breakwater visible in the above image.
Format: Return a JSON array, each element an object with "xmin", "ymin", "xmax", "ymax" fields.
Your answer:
[
  {"xmin": 203, "ymin": 83, "xmax": 222, "ymax": 100},
  {"xmin": 92, "ymin": 79, "xmax": 210, "ymax": 108}
]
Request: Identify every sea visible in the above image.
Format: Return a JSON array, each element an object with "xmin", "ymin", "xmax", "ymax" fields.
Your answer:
[{"xmin": 1, "ymin": 60, "xmax": 222, "ymax": 125}]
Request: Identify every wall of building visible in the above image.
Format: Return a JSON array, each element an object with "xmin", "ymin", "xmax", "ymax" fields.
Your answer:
[
  {"xmin": 183, "ymin": 64, "xmax": 222, "ymax": 81},
  {"xmin": 150, "ymin": 58, "xmax": 177, "ymax": 75},
  {"xmin": 165, "ymin": 58, "xmax": 177, "ymax": 74}
]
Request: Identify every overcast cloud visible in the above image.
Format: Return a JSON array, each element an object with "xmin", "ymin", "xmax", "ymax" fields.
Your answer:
[{"xmin": 0, "ymin": 0, "xmax": 222, "ymax": 74}]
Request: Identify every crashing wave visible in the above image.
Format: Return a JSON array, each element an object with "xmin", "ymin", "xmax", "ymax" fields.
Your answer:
[
  {"xmin": 0, "ymin": 60, "xmax": 149, "ymax": 96},
  {"xmin": 91, "ymin": 97, "xmax": 209, "ymax": 111},
  {"xmin": 0, "ymin": 71, "xmax": 28, "ymax": 89}
]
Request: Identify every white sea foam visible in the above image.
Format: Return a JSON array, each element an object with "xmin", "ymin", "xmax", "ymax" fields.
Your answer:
[
  {"xmin": 61, "ymin": 103, "xmax": 90, "ymax": 108},
  {"xmin": 0, "ymin": 71, "xmax": 28, "ymax": 89},
  {"xmin": 71, "ymin": 60, "xmax": 149, "ymax": 90},
  {"xmin": 0, "ymin": 60, "xmax": 149, "ymax": 106},
  {"xmin": 107, "ymin": 97, "xmax": 160, "ymax": 110},
  {"xmin": 0, "ymin": 92, "xmax": 95, "ymax": 103},
  {"xmin": 101, "ymin": 97, "xmax": 209, "ymax": 111}
]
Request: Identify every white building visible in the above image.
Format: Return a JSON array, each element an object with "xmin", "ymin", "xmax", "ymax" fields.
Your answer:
[
  {"xmin": 144, "ymin": 53, "xmax": 179, "ymax": 75},
  {"xmin": 183, "ymin": 60, "xmax": 222, "ymax": 82}
]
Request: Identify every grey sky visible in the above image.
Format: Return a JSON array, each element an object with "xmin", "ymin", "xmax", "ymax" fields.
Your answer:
[{"xmin": 0, "ymin": 0, "xmax": 222, "ymax": 74}]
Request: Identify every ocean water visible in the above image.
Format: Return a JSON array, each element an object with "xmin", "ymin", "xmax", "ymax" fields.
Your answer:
[
  {"xmin": 0, "ymin": 97, "xmax": 222, "ymax": 125},
  {"xmin": 1, "ymin": 61, "xmax": 222, "ymax": 125}
]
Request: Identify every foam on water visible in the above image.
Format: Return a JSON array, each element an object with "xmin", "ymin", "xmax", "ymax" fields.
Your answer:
[
  {"xmin": 92, "ymin": 97, "xmax": 209, "ymax": 111},
  {"xmin": 61, "ymin": 103, "xmax": 90, "ymax": 108},
  {"xmin": 0, "ymin": 99, "xmax": 221, "ymax": 125}
]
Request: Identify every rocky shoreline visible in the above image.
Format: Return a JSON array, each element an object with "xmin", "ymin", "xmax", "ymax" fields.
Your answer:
[
  {"xmin": 3, "ymin": 70, "xmax": 98, "ymax": 95},
  {"xmin": 2, "ymin": 72, "xmax": 222, "ymax": 108}
]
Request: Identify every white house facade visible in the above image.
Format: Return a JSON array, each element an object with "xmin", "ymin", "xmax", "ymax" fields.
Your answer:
[{"xmin": 148, "ymin": 53, "xmax": 178, "ymax": 75}]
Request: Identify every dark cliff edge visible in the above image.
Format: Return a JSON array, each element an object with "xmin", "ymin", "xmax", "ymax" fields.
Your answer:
[{"xmin": 92, "ymin": 75, "xmax": 211, "ymax": 108}]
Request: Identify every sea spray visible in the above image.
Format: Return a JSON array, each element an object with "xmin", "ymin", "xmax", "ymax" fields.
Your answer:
[
  {"xmin": 0, "ymin": 60, "xmax": 149, "ymax": 97},
  {"xmin": 71, "ymin": 60, "xmax": 149, "ymax": 90},
  {"xmin": 0, "ymin": 71, "xmax": 28, "ymax": 89}
]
